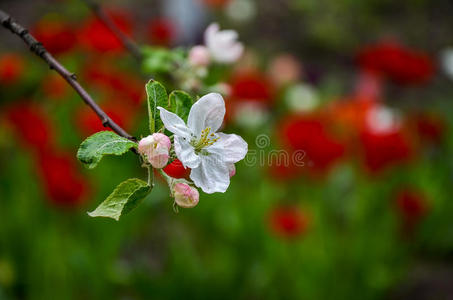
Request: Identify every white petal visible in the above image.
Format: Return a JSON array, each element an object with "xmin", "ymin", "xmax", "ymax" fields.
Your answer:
[
  {"xmin": 216, "ymin": 30, "xmax": 239, "ymax": 45},
  {"xmin": 215, "ymin": 43, "xmax": 244, "ymax": 63},
  {"xmin": 158, "ymin": 107, "xmax": 192, "ymax": 139},
  {"xmin": 174, "ymin": 136, "xmax": 201, "ymax": 168},
  {"xmin": 204, "ymin": 23, "xmax": 220, "ymax": 47},
  {"xmin": 187, "ymin": 93, "xmax": 225, "ymax": 136},
  {"xmin": 190, "ymin": 155, "xmax": 230, "ymax": 194},
  {"xmin": 204, "ymin": 23, "xmax": 243, "ymax": 63},
  {"xmin": 207, "ymin": 133, "xmax": 248, "ymax": 164}
]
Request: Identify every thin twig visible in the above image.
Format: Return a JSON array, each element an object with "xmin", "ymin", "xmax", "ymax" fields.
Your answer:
[
  {"xmin": 82, "ymin": 0, "xmax": 143, "ymax": 62},
  {"xmin": 0, "ymin": 9, "xmax": 135, "ymax": 141}
]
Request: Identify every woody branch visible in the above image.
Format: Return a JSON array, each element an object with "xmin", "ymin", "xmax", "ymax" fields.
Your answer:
[
  {"xmin": 81, "ymin": 0, "xmax": 143, "ymax": 62},
  {"xmin": 0, "ymin": 9, "xmax": 135, "ymax": 141}
]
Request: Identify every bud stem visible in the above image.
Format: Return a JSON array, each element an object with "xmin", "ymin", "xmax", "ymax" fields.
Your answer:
[{"xmin": 147, "ymin": 166, "xmax": 154, "ymax": 187}]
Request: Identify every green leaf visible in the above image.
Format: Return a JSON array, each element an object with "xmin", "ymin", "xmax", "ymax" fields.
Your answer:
[
  {"xmin": 77, "ymin": 131, "xmax": 137, "ymax": 169},
  {"xmin": 88, "ymin": 178, "xmax": 151, "ymax": 221},
  {"xmin": 141, "ymin": 47, "xmax": 187, "ymax": 74},
  {"xmin": 169, "ymin": 90, "xmax": 194, "ymax": 122},
  {"xmin": 146, "ymin": 80, "xmax": 168, "ymax": 133}
]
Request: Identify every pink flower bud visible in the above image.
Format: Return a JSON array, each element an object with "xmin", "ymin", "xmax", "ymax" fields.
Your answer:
[
  {"xmin": 173, "ymin": 183, "xmax": 199, "ymax": 208},
  {"xmin": 188, "ymin": 45, "xmax": 211, "ymax": 67},
  {"xmin": 138, "ymin": 133, "xmax": 171, "ymax": 168},
  {"xmin": 228, "ymin": 163, "xmax": 236, "ymax": 177}
]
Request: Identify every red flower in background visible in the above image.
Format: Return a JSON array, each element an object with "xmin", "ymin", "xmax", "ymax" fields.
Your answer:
[
  {"xmin": 79, "ymin": 10, "xmax": 132, "ymax": 54},
  {"xmin": 269, "ymin": 206, "xmax": 309, "ymax": 239},
  {"xmin": 354, "ymin": 71, "xmax": 382, "ymax": 102},
  {"xmin": 0, "ymin": 54, "xmax": 24, "ymax": 84},
  {"xmin": 4, "ymin": 103, "xmax": 54, "ymax": 152},
  {"xmin": 327, "ymin": 98, "xmax": 375, "ymax": 135},
  {"xmin": 83, "ymin": 62, "xmax": 144, "ymax": 106},
  {"xmin": 279, "ymin": 114, "xmax": 345, "ymax": 174},
  {"xmin": 413, "ymin": 113, "xmax": 446, "ymax": 144},
  {"xmin": 267, "ymin": 156, "xmax": 304, "ymax": 181},
  {"xmin": 357, "ymin": 41, "xmax": 434, "ymax": 85},
  {"xmin": 42, "ymin": 73, "xmax": 69, "ymax": 100},
  {"xmin": 230, "ymin": 71, "xmax": 274, "ymax": 104},
  {"xmin": 163, "ymin": 159, "xmax": 190, "ymax": 179},
  {"xmin": 37, "ymin": 151, "xmax": 90, "ymax": 208},
  {"xmin": 395, "ymin": 188, "xmax": 428, "ymax": 234},
  {"xmin": 32, "ymin": 19, "xmax": 77, "ymax": 55},
  {"xmin": 75, "ymin": 102, "xmax": 135, "ymax": 137},
  {"xmin": 359, "ymin": 129, "xmax": 412, "ymax": 173},
  {"xmin": 5, "ymin": 102, "xmax": 90, "ymax": 209},
  {"xmin": 147, "ymin": 18, "xmax": 176, "ymax": 47}
]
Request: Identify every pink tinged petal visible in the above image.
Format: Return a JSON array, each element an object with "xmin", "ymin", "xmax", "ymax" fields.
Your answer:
[
  {"xmin": 188, "ymin": 46, "xmax": 211, "ymax": 67},
  {"xmin": 138, "ymin": 134, "xmax": 171, "ymax": 168},
  {"xmin": 158, "ymin": 107, "xmax": 192, "ymax": 139},
  {"xmin": 174, "ymin": 136, "xmax": 201, "ymax": 168},
  {"xmin": 187, "ymin": 93, "xmax": 225, "ymax": 136},
  {"xmin": 173, "ymin": 183, "xmax": 199, "ymax": 208},
  {"xmin": 228, "ymin": 164, "xmax": 236, "ymax": 177},
  {"xmin": 138, "ymin": 136, "xmax": 155, "ymax": 154},
  {"xmin": 207, "ymin": 133, "xmax": 248, "ymax": 164},
  {"xmin": 149, "ymin": 152, "xmax": 169, "ymax": 169},
  {"xmin": 152, "ymin": 133, "xmax": 171, "ymax": 149},
  {"xmin": 190, "ymin": 155, "xmax": 230, "ymax": 194}
]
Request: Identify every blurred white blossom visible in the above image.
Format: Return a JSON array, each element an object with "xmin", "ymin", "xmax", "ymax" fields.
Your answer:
[{"xmin": 205, "ymin": 23, "xmax": 244, "ymax": 64}]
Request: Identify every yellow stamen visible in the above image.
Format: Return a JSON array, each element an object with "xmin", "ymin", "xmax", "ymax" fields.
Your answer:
[{"xmin": 192, "ymin": 127, "xmax": 219, "ymax": 151}]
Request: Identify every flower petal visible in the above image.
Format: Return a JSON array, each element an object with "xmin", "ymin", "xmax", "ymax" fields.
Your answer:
[
  {"xmin": 190, "ymin": 155, "xmax": 230, "ymax": 194},
  {"xmin": 213, "ymin": 43, "xmax": 243, "ymax": 63},
  {"xmin": 204, "ymin": 23, "xmax": 219, "ymax": 47},
  {"xmin": 174, "ymin": 136, "xmax": 201, "ymax": 168},
  {"xmin": 187, "ymin": 93, "xmax": 225, "ymax": 136},
  {"xmin": 207, "ymin": 133, "xmax": 248, "ymax": 164},
  {"xmin": 204, "ymin": 23, "xmax": 243, "ymax": 63},
  {"xmin": 158, "ymin": 107, "xmax": 192, "ymax": 139}
]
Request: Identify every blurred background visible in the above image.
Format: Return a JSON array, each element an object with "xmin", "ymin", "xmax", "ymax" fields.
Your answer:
[{"xmin": 1, "ymin": 0, "xmax": 453, "ymax": 299}]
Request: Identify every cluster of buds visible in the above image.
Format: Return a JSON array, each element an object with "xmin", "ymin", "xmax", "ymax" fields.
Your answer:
[
  {"xmin": 138, "ymin": 133, "xmax": 200, "ymax": 209},
  {"xmin": 136, "ymin": 91, "xmax": 247, "ymax": 210}
]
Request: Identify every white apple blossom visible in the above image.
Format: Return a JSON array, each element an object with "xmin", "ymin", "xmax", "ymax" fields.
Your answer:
[
  {"xmin": 158, "ymin": 93, "xmax": 248, "ymax": 193},
  {"xmin": 204, "ymin": 23, "xmax": 244, "ymax": 64}
]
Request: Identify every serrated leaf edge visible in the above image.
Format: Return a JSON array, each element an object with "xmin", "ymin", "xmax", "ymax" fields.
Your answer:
[
  {"xmin": 77, "ymin": 131, "xmax": 137, "ymax": 169},
  {"xmin": 87, "ymin": 178, "xmax": 151, "ymax": 221}
]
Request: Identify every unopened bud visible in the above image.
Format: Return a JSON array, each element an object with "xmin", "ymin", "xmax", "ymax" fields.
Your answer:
[
  {"xmin": 188, "ymin": 45, "xmax": 211, "ymax": 67},
  {"xmin": 228, "ymin": 164, "xmax": 236, "ymax": 177},
  {"xmin": 138, "ymin": 133, "xmax": 171, "ymax": 168},
  {"xmin": 173, "ymin": 183, "xmax": 199, "ymax": 208}
]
